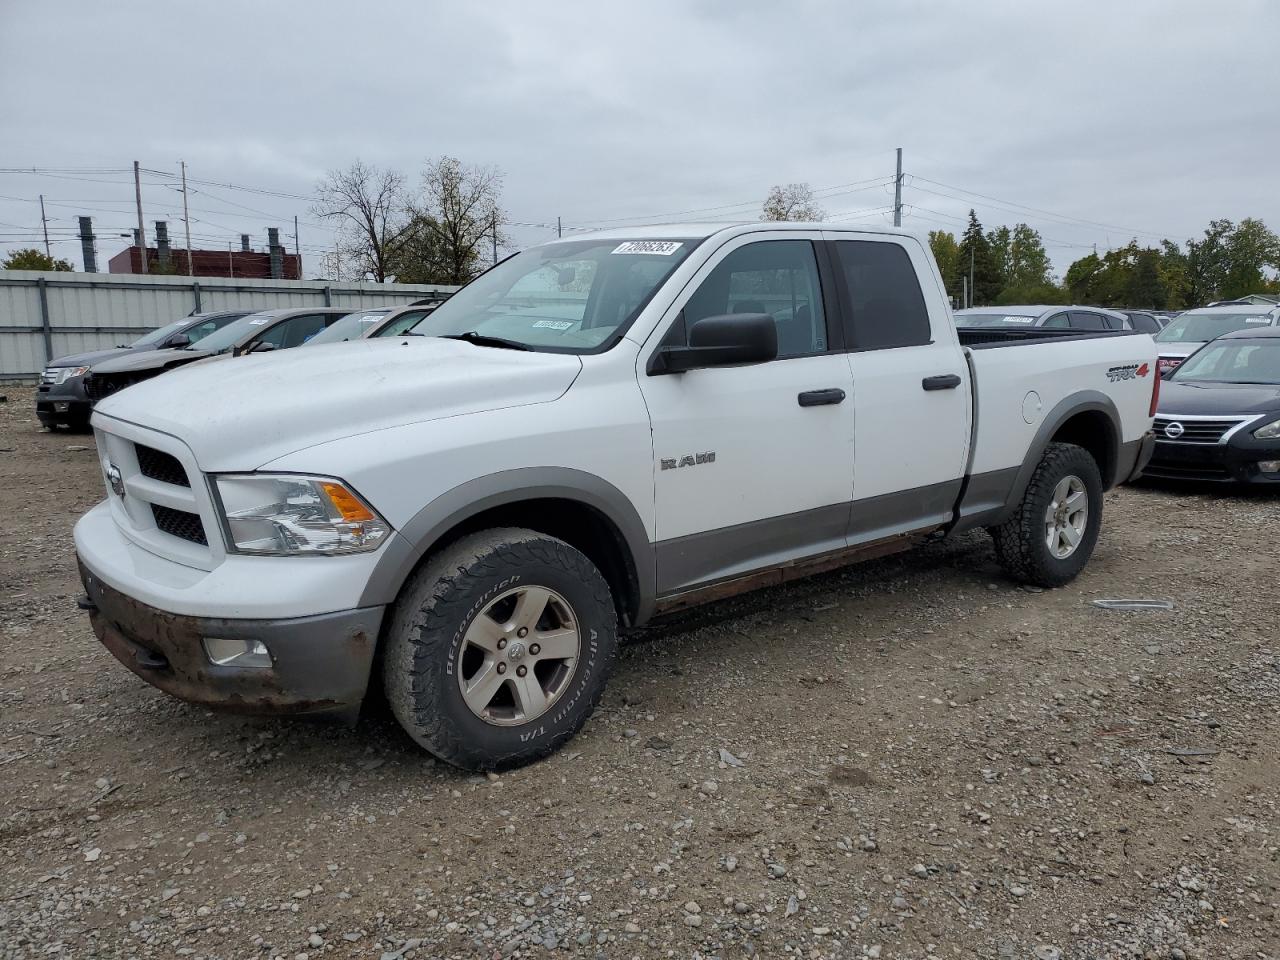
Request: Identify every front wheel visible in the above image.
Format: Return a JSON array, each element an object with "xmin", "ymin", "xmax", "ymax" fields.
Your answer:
[
  {"xmin": 383, "ymin": 528, "xmax": 619, "ymax": 771},
  {"xmin": 989, "ymin": 441, "xmax": 1103, "ymax": 587}
]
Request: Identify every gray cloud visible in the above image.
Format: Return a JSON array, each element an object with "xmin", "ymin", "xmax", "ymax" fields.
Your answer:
[{"xmin": 2, "ymin": 0, "xmax": 1275, "ymax": 273}]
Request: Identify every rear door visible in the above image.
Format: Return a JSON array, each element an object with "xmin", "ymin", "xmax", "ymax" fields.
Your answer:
[
  {"xmin": 828, "ymin": 234, "xmax": 970, "ymax": 542},
  {"xmin": 637, "ymin": 232, "xmax": 856, "ymax": 595}
]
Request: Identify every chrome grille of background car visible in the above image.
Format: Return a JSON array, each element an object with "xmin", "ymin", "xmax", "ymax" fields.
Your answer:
[
  {"xmin": 39, "ymin": 368, "xmax": 58, "ymax": 384},
  {"xmin": 1152, "ymin": 416, "xmax": 1249, "ymax": 444}
]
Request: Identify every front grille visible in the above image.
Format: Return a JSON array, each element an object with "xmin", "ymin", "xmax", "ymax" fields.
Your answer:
[
  {"xmin": 1153, "ymin": 417, "xmax": 1244, "ymax": 444},
  {"xmin": 85, "ymin": 372, "xmax": 152, "ymax": 402},
  {"xmin": 135, "ymin": 444, "xmax": 189, "ymax": 487},
  {"xmin": 40, "ymin": 368, "xmax": 58, "ymax": 385},
  {"xmin": 151, "ymin": 504, "xmax": 207, "ymax": 546},
  {"xmin": 1144, "ymin": 460, "xmax": 1232, "ymax": 481}
]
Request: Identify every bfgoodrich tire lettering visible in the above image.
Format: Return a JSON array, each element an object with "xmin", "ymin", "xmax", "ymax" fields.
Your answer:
[
  {"xmin": 383, "ymin": 528, "xmax": 618, "ymax": 771},
  {"xmin": 989, "ymin": 441, "xmax": 1103, "ymax": 588}
]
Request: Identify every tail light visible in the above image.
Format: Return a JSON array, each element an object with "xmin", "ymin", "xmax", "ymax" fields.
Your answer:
[{"xmin": 1149, "ymin": 357, "xmax": 1161, "ymax": 417}]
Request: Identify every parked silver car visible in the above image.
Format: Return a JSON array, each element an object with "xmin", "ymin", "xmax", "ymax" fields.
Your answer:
[{"xmin": 954, "ymin": 305, "xmax": 1131, "ymax": 332}]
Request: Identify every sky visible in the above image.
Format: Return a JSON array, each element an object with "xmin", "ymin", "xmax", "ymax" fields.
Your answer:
[{"xmin": 1, "ymin": 0, "xmax": 1276, "ymax": 277}]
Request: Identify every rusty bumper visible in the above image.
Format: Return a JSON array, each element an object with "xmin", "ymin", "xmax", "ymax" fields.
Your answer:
[{"xmin": 78, "ymin": 557, "xmax": 383, "ymax": 721}]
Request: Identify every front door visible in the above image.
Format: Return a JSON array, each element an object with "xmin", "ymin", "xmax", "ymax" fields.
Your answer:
[{"xmin": 638, "ymin": 233, "xmax": 856, "ymax": 596}]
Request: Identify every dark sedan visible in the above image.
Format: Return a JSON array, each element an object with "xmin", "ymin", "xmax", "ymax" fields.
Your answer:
[
  {"xmin": 36, "ymin": 310, "xmax": 248, "ymax": 430},
  {"xmin": 1145, "ymin": 327, "xmax": 1280, "ymax": 484}
]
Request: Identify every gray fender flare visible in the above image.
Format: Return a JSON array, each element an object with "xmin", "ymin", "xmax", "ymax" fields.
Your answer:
[
  {"xmin": 357, "ymin": 467, "xmax": 656, "ymax": 624},
  {"xmin": 988, "ymin": 391, "xmax": 1121, "ymax": 527}
]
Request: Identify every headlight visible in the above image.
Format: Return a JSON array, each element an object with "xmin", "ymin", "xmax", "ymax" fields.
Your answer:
[
  {"xmin": 1254, "ymin": 418, "xmax": 1280, "ymax": 440},
  {"xmin": 213, "ymin": 474, "xmax": 390, "ymax": 555},
  {"xmin": 46, "ymin": 366, "xmax": 89, "ymax": 384}
]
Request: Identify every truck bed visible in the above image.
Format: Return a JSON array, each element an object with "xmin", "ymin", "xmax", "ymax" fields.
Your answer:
[{"xmin": 958, "ymin": 327, "xmax": 1146, "ymax": 349}]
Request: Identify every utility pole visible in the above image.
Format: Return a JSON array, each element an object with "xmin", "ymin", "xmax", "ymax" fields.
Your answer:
[
  {"xmin": 293, "ymin": 215, "xmax": 301, "ymax": 278},
  {"xmin": 893, "ymin": 147, "xmax": 903, "ymax": 227},
  {"xmin": 38, "ymin": 194, "xmax": 50, "ymax": 257},
  {"xmin": 180, "ymin": 160, "xmax": 193, "ymax": 275},
  {"xmin": 133, "ymin": 160, "xmax": 148, "ymax": 274},
  {"xmin": 557, "ymin": 216, "xmax": 562, "ymax": 239},
  {"xmin": 969, "ymin": 245, "xmax": 975, "ymax": 308},
  {"xmin": 227, "ymin": 242, "xmax": 233, "ymax": 277},
  {"xmin": 492, "ymin": 211, "xmax": 498, "ymax": 266}
]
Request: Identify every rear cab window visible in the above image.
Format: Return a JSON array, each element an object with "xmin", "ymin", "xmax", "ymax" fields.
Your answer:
[{"xmin": 831, "ymin": 240, "xmax": 931, "ymax": 350}]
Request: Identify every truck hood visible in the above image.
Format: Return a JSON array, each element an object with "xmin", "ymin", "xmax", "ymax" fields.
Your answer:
[
  {"xmin": 92, "ymin": 337, "xmax": 583, "ymax": 470},
  {"xmin": 1158, "ymin": 379, "xmax": 1280, "ymax": 417}
]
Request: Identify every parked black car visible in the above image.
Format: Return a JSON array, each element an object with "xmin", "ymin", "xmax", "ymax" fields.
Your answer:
[
  {"xmin": 1145, "ymin": 327, "xmax": 1280, "ymax": 484},
  {"xmin": 36, "ymin": 311, "xmax": 249, "ymax": 430},
  {"xmin": 82, "ymin": 307, "xmax": 356, "ymax": 403},
  {"xmin": 1120, "ymin": 310, "xmax": 1164, "ymax": 334}
]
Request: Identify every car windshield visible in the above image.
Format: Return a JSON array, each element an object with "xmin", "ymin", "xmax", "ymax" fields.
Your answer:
[
  {"xmin": 1172, "ymin": 339, "xmax": 1280, "ymax": 384},
  {"xmin": 186, "ymin": 312, "xmax": 276, "ymax": 354},
  {"xmin": 1155, "ymin": 311, "xmax": 1274, "ymax": 343},
  {"xmin": 306, "ymin": 309, "xmax": 392, "ymax": 345},
  {"xmin": 130, "ymin": 318, "xmax": 190, "ymax": 348},
  {"xmin": 400, "ymin": 237, "xmax": 699, "ymax": 352},
  {"xmin": 953, "ymin": 312, "xmax": 1041, "ymax": 327}
]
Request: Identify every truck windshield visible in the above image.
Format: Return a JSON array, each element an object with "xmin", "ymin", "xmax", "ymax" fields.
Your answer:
[
  {"xmin": 187, "ymin": 312, "xmax": 276, "ymax": 354},
  {"xmin": 1156, "ymin": 311, "xmax": 1273, "ymax": 343},
  {"xmin": 954, "ymin": 312, "xmax": 1040, "ymax": 327},
  {"xmin": 1172, "ymin": 339, "xmax": 1280, "ymax": 384},
  {"xmin": 400, "ymin": 238, "xmax": 699, "ymax": 353}
]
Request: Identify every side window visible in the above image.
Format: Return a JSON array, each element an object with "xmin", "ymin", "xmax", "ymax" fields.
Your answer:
[
  {"xmin": 257, "ymin": 314, "xmax": 326, "ymax": 349},
  {"xmin": 833, "ymin": 240, "xmax": 930, "ymax": 350},
  {"xmin": 183, "ymin": 320, "xmax": 219, "ymax": 342},
  {"xmin": 379, "ymin": 310, "xmax": 432, "ymax": 337},
  {"xmin": 1042, "ymin": 313, "xmax": 1070, "ymax": 328},
  {"xmin": 683, "ymin": 240, "xmax": 827, "ymax": 359},
  {"xmin": 1069, "ymin": 311, "xmax": 1106, "ymax": 331}
]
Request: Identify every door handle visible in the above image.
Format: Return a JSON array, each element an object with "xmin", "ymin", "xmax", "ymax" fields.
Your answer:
[
  {"xmin": 797, "ymin": 388, "xmax": 846, "ymax": 407},
  {"xmin": 922, "ymin": 374, "xmax": 962, "ymax": 391}
]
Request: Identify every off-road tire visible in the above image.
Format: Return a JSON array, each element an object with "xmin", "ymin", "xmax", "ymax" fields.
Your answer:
[
  {"xmin": 383, "ymin": 528, "xmax": 618, "ymax": 771},
  {"xmin": 990, "ymin": 441, "xmax": 1103, "ymax": 587}
]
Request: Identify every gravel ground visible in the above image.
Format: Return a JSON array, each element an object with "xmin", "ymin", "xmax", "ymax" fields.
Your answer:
[{"xmin": 1, "ymin": 386, "xmax": 1277, "ymax": 960}]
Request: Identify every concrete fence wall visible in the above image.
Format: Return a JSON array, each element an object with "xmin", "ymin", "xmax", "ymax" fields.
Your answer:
[{"xmin": 0, "ymin": 271, "xmax": 460, "ymax": 379}]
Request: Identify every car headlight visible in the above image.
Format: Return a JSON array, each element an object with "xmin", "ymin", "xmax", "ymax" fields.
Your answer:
[
  {"xmin": 46, "ymin": 366, "xmax": 89, "ymax": 384},
  {"xmin": 213, "ymin": 474, "xmax": 390, "ymax": 555},
  {"xmin": 1254, "ymin": 418, "xmax": 1280, "ymax": 440}
]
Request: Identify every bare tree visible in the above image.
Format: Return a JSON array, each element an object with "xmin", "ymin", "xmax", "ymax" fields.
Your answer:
[
  {"xmin": 312, "ymin": 160, "xmax": 407, "ymax": 282},
  {"xmin": 410, "ymin": 156, "xmax": 508, "ymax": 285},
  {"xmin": 761, "ymin": 183, "xmax": 825, "ymax": 222}
]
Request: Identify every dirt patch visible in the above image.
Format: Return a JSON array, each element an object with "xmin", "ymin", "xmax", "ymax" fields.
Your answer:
[{"xmin": 1, "ymin": 388, "xmax": 1277, "ymax": 959}]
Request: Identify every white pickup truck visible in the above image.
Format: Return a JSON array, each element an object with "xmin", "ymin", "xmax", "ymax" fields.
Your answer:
[{"xmin": 74, "ymin": 223, "xmax": 1157, "ymax": 770}]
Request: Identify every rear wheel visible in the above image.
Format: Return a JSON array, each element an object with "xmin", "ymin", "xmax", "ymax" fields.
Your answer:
[
  {"xmin": 990, "ymin": 442, "xmax": 1103, "ymax": 587},
  {"xmin": 383, "ymin": 528, "xmax": 618, "ymax": 771}
]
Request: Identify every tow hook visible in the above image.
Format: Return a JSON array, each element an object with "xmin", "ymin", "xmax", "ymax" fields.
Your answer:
[{"xmin": 76, "ymin": 594, "xmax": 98, "ymax": 612}]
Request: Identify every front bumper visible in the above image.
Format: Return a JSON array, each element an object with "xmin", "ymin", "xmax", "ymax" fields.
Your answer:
[
  {"xmin": 1119, "ymin": 431, "xmax": 1157, "ymax": 484},
  {"xmin": 79, "ymin": 556, "xmax": 383, "ymax": 720},
  {"xmin": 36, "ymin": 377, "xmax": 92, "ymax": 426},
  {"xmin": 1144, "ymin": 434, "xmax": 1280, "ymax": 484}
]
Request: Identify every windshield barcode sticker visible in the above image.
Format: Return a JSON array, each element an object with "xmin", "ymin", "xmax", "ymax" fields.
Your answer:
[
  {"xmin": 1003, "ymin": 316, "xmax": 1035, "ymax": 324},
  {"xmin": 248, "ymin": 317, "xmax": 271, "ymax": 325},
  {"xmin": 611, "ymin": 241, "xmax": 682, "ymax": 256},
  {"xmin": 1245, "ymin": 317, "xmax": 1270, "ymax": 323},
  {"xmin": 532, "ymin": 320, "xmax": 574, "ymax": 330}
]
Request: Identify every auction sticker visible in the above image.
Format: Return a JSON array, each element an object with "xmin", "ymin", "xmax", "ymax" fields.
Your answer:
[
  {"xmin": 532, "ymin": 320, "xmax": 575, "ymax": 330},
  {"xmin": 611, "ymin": 241, "xmax": 682, "ymax": 256},
  {"xmin": 249, "ymin": 317, "xmax": 271, "ymax": 325},
  {"xmin": 1003, "ymin": 316, "xmax": 1035, "ymax": 324}
]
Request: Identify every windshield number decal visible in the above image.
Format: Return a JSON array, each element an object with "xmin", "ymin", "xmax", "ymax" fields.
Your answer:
[
  {"xmin": 612, "ymin": 241, "xmax": 682, "ymax": 256},
  {"xmin": 1003, "ymin": 316, "xmax": 1035, "ymax": 324},
  {"xmin": 249, "ymin": 317, "xmax": 271, "ymax": 325},
  {"xmin": 531, "ymin": 320, "xmax": 574, "ymax": 331}
]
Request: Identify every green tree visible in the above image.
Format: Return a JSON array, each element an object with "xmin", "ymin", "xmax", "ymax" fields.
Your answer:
[
  {"xmin": 1186, "ymin": 219, "xmax": 1233, "ymax": 306},
  {"xmin": 410, "ymin": 156, "xmax": 509, "ymax": 285},
  {"xmin": 1222, "ymin": 217, "xmax": 1280, "ymax": 300},
  {"xmin": 1126, "ymin": 248, "xmax": 1164, "ymax": 308},
  {"xmin": 760, "ymin": 183, "xmax": 824, "ymax": 221},
  {"xmin": 2, "ymin": 248, "xmax": 73, "ymax": 271},
  {"xmin": 1064, "ymin": 251, "xmax": 1103, "ymax": 302},
  {"xmin": 986, "ymin": 225, "xmax": 1011, "ymax": 290},
  {"xmin": 955, "ymin": 210, "xmax": 1001, "ymax": 305},
  {"xmin": 1157, "ymin": 240, "xmax": 1190, "ymax": 309},
  {"xmin": 927, "ymin": 230, "xmax": 960, "ymax": 299}
]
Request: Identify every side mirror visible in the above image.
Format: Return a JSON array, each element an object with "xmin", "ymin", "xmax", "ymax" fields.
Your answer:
[
  {"xmin": 650, "ymin": 313, "xmax": 778, "ymax": 375},
  {"xmin": 165, "ymin": 333, "xmax": 191, "ymax": 349},
  {"xmin": 238, "ymin": 340, "xmax": 276, "ymax": 357}
]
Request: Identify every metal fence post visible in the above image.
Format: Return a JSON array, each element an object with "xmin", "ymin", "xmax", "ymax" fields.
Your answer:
[
  {"xmin": 36, "ymin": 277, "xmax": 53, "ymax": 364},
  {"xmin": 192, "ymin": 280, "xmax": 202, "ymax": 312},
  {"xmin": 323, "ymin": 284, "xmax": 332, "ymax": 306}
]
